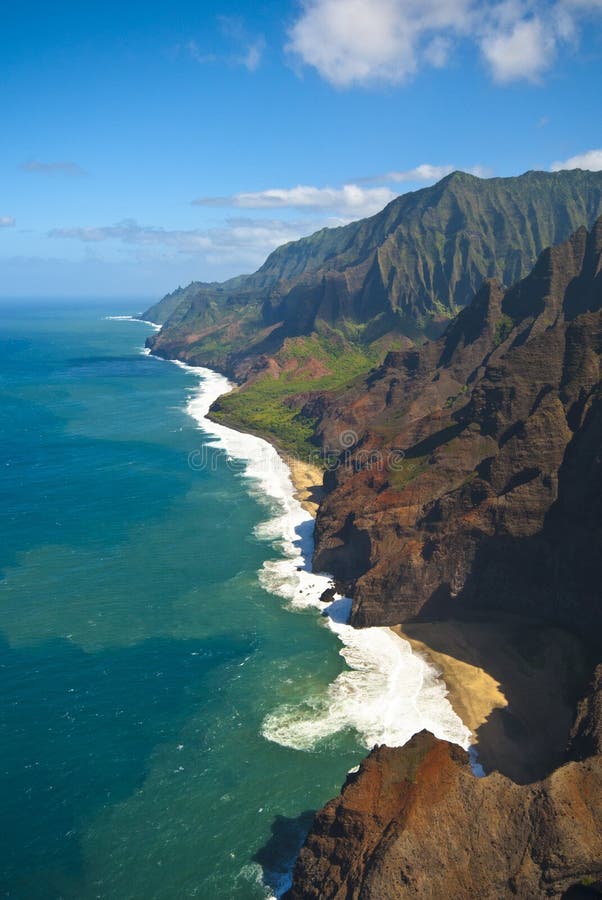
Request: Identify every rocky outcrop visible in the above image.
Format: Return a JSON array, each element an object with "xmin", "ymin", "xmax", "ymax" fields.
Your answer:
[
  {"xmin": 286, "ymin": 668, "xmax": 602, "ymax": 900},
  {"xmin": 284, "ymin": 218, "xmax": 602, "ymax": 900},
  {"xmin": 286, "ymin": 740, "xmax": 602, "ymax": 900},
  {"xmin": 312, "ymin": 219, "xmax": 602, "ymax": 633},
  {"xmin": 568, "ymin": 666, "xmax": 602, "ymax": 761}
]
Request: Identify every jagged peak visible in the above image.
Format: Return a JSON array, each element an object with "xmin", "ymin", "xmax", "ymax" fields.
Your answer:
[
  {"xmin": 500, "ymin": 215, "xmax": 602, "ymax": 326},
  {"xmin": 438, "ymin": 279, "xmax": 505, "ymax": 368}
]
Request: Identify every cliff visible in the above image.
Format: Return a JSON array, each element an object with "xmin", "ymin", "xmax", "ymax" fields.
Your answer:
[
  {"xmin": 283, "ymin": 217, "xmax": 602, "ymax": 898},
  {"xmin": 285, "ymin": 667, "xmax": 602, "ymax": 900},
  {"xmin": 144, "ymin": 170, "xmax": 602, "ymax": 380},
  {"xmin": 142, "ymin": 183, "xmax": 602, "ymax": 898},
  {"xmin": 311, "ymin": 217, "xmax": 602, "ymax": 634}
]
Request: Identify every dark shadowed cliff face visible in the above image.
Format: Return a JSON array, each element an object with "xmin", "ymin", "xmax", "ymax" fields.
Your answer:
[
  {"xmin": 144, "ymin": 170, "xmax": 602, "ymax": 377},
  {"xmin": 285, "ymin": 668, "xmax": 602, "ymax": 900},
  {"xmin": 284, "ymin": 218, "xmax": 602, "ymax": 900},
  {"xmin": 312, "ymin": 218, "xmax": 602, "ymax": 632}
]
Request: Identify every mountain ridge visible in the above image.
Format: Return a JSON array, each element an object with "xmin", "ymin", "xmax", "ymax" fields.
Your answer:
[
  {"xmin": 141, "ymin": 169, "xmax": 602, "ymax": 463},
  {"xmin": 144, "ymin": 169, "xmax": 602, "ymax": 376},
  {"xmin": 142, "ymin": 176, "xmax": 602, "ymax": 898},
  {"xmin": 309, "ymin": 215, "xmax": 602, "ymax": 631},
  {"xmin": 284, "ymin": 215, "xmax": 602, "ymax": 900}
]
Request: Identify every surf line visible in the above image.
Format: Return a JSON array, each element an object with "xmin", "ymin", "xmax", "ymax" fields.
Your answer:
[
  {"xmin": 150, "ymin": 349, "xmax": 472, "ymax": 755},
  {"xmin": 111, "ymin": 313, "xmax": 470, "ymax": 753}
]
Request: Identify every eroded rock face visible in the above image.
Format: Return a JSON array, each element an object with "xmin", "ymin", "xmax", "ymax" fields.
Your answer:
[
  {"xmin": 568, "ymin": 666, "xmax": 602, "ymax": 761},
  {"xmin": 286, "ymin": 671, "xmax": 602, "ymax": 900},
  {"xmin": 286, "ymin": 222, "xmax": 602, "ymax": 900},
  {"xmin": 145, "ymin": 171, "xmax": 602, "ymax": 371},
  {"xmin": 313, "ymin": 219, "xmax": 602, "ymax": 632}
]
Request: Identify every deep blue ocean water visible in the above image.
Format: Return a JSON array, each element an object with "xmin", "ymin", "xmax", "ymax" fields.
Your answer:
[{"xmin": 0, "ymin": 302, "xmax": 364, "ymax": 899}]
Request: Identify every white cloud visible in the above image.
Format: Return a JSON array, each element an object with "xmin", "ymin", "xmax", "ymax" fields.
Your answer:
[
  {"xmin": 386, "ymin": 163, "xmax": 455, "ymax": 183},
  {"xmin": 47, "ymin": 217, "xmax": 333, "ymax": 269},
  {"xmin": 239, "ymin": 37, "xmax": 265, "ymax": 72},
  {"xmin": 185, "ymin": 40, "xmax": 218, "ymax": 65},
  {"xmin": 49, "ymin": 220, "xmax": 211, "ymax": 250},
  {"xmin": 480, "ymin": 16, "xmax": 554, "ymax": 83},
  {"xmin": 423, "ymin": 36, "xmax": 453, "ymax": 67},
  {"xmin": 0, "ymin": 216, "xmax": 16, "ymax": 227},
  {"xmin": 194, "ymin": 166, "xmax": 494, "ymax": 217},
  {"xmin": 194, "ymin": 184, "xmax": 398, "ymax": 217},
  {"xmin": 358, "ymin": 162, "xmax": 492, "ymax": 184},
  {"xmin": 287, "ymin": 0, "xmax": 602, "ymax": 86},
  {"xmin": 561, "ymin": 0, "xmax": 602, "ymax": 9},
  {"xmin": 550, "ymin": 148, "xmax": 602, "ymax": 171},
  {"xmin": 287, "ymin": 0, "xmax": 469, "ymax": 85},
  {"xmin": 20, "ymin": 160, "xmax": 87, "ymax": 176}
]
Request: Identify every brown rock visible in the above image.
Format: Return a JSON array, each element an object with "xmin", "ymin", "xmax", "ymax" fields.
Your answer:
[
  {"xmin": 312, "ymin": 218, "xmax": 602, "ymax": 634},
  {"xmin": 287, "ymin": 718, "xmax": 602, "ymax": 899}
]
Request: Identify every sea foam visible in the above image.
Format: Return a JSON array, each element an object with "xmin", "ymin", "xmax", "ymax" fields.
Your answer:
[
  {"xmin": 168, "ymin": 358, "xmax": 471, "ymax": 755},
  {"xmin": 114, "ymin": 317, "xmax": 474, "ymax": 900},
  {"xmin": 104, "ymin": 315, "xmax": 161, "ymax": 330}
]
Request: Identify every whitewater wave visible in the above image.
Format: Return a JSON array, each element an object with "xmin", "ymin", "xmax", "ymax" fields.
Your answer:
[
  {"xmin": 117, "ymin": 317, "xmax": 473, "ymax": 897},
  {"xmin": 167, "ymin": 359, "xmax": 471, "ymax": 754},
  {"xmin": 262, "ymin": 603, "xmax": 470, "ymax": 751},
  {"xmin": 104, "ymin": 315, "xmax": 161, "ymax": 330},
  {"xmin": 117, "ymin": 316, "xmax": 471, "ymax": 751}
]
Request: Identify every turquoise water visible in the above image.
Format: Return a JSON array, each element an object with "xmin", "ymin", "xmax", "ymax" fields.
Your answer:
[{"xmin": 0, "ymin": 302, "xmax": 363, "ymax": 899}]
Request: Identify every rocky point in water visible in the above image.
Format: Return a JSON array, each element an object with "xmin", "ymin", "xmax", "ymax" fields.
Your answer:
[{"xmin": 285, "ymin": 668, "xmax": 602, "ymax": 899}]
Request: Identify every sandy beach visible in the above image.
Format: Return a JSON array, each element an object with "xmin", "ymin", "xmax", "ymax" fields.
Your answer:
[
  {"xmin": 283, "ymin": 455, "xmax": 324, "ymax": 517},
  {"xmin": 394, "ymin": 618, "xmax": 590, "ymax": 784}
]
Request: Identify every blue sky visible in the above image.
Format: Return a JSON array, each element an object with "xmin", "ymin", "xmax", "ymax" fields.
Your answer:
[{"xmin": 1, "ymin": 0, "xmax": 601, "ymax": 299}]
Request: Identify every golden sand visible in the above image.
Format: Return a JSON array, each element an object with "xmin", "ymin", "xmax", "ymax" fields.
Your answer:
[
  {"xmin": 284, "ymin": 456, "xmax": 324, "ymax": 517},
  {"xmin": 394, "ymin": 619, "xmax": 588, "ymax": 783}
]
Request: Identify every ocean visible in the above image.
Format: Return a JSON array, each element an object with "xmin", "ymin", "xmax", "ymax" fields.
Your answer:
[{"xmin": 0, "ymin": 301, "xmax": 469, "ymax": 899}]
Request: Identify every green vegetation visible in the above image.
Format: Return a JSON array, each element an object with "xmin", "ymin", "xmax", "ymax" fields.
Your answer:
[
  {"xmin": 494, "ymin": 314, "xmax": 514, "ymax": 347},
  {"xmin": 211, "ymin": 388, "xmax": 319, "ymax": 461},
  {"xmin": 209, "ymin": 332, "xmax": 381, "ymax": 461},
  {"xmin": 387, "ymin": 455, "xmax": 430, "ymax": 490},
  {"xmin": 145, "ymin": 170, "xmax": 602, "ymax": 350},
  {"xmin": 143, "ymin": 170, "xmax": 602, "ymax": 460}
]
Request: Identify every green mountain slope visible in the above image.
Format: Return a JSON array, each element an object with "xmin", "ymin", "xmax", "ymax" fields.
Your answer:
[
  {"xmin": 145, "ymin": 169, "xmax": 602, "ymax": 350},
  {"xmin": 143, "ymin": 169, "xmax": 602, "ymax": 458}
]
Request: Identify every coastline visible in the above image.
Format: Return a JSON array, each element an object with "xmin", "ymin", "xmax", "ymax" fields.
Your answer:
[
  {"xmin": 177, "ymin": 359, "xmax": 471, "ymax": 749},
  {"xmin": 132, "ymin": 329, "xmax": 470, "ymax": 744},
  {"xmin": 395, "ymin": 619, "xmax": 589, "ymax": 783},
  {"xmin": 127, "ymin": 319, "xmax": 499, "ymax": 892},
  {"xmin": 222, "ymin": 359, "xmax": 589, "ymax": 782}
]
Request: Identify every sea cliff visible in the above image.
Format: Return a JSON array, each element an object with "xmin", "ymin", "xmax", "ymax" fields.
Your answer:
[
  {"xmin": 142, "ymin": 175, "xmax": 602, "ymax": 898},
  {"xmin": 283, "ymin": 217, "xmax": 602, "ymax": 898}
]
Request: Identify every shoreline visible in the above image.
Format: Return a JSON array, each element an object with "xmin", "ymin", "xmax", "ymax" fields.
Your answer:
[
  {"xmin": 282, "ymin": 455, "xmax": 324, "ymax": 518},
  {"xmin": 136, "ymin": 327, "xmax": 536, "ymax": 777},
  {"xmin": 395, "ymin": 618, "xmax": 589, "ymax": 783},
  {"xmin": 201, "ymin": 413, "xmax": 325, "ymax": 518},
  {"xmin": 135, "ymin": 335, "xmax": 471, "ymax": 746},
  {"xmin": 173, "ymin": 355, "xmax": 471, "ymax": 749},
  {"xmin": 202, "ymin": 408, "xmax": 325, "ymax": 518},
  {"xmin": 125, "ymin": 318, "xmax": 590, "ymax": 782}
]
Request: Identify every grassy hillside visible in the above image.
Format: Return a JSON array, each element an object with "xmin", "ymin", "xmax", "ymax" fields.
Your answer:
[{"xmin": 209, "ymin": 331, "xmax": 386, "ymax": 461}]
